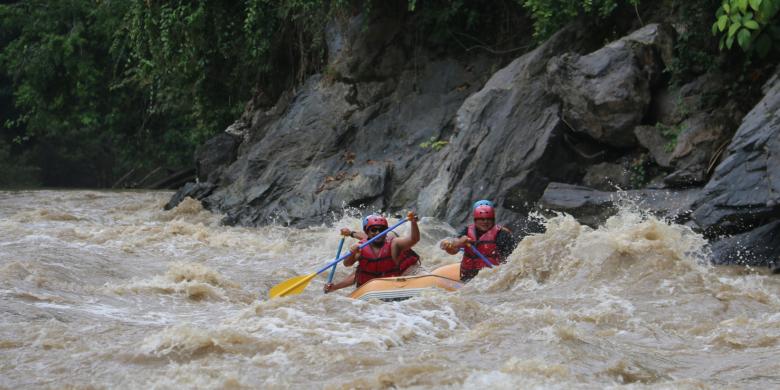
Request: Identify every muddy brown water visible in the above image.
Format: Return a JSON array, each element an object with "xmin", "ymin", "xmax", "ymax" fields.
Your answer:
[{"xmin": 1, "ymin": 190, "xmax": 779, "ymax": 389}]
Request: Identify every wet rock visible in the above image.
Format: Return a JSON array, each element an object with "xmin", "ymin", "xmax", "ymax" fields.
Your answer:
[
  {"xmin": 634, "ymin": 125, "xmax": 673, "ymax": 168},
  {"xmin": 691, "ymin": 67, "xmax": 780, "ymax": 234},
  {"xmin": 414, "ymin": 25, "xmax": 603, "ymax": 230},
  {"xmin": 164, "ymin": 182, "xmax": 216, "ymax": 211},
  {"xmin": 710, "ymin": 220, "xmax": 780, "ymax": 267},
  {"xmin": 194, "ymin": 10, "xmax": 497, "ymax": 227},
  {"xmin": 663, "ymin": 111, "xmax": 735, "ymax": 187},
  {"xmin": 540, "ymin": 182, "xmax": 701, "ymax": 227},
  {"xmin": 582, "ymin": 162, "xmax": 632, "ymax": 191},
  {"xmin": 652, "ymin": 72, "xmax": 726, "ymax": 126},
  {"xmin": 547, "ymin": 24, "xmax": 675, "ymax": 148},
  {"xmin": 195, "ymin": 133, "xmax": 240, "ymax": 184},
  {"xmin": 539, "ymin": 183, "xmax": 617, "ymax": 226},
  {"xmin": 166, "ymin": 20, "xmax": 685, "ymax": 232}
]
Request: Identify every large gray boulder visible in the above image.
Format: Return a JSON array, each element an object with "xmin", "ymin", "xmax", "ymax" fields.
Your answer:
[
  {"xmin": 691, "ymin": 68, "xmax": 780, "ymax": 234},
  {"xmin": 546, "ymin": 24, "xmax": 675, "ymax": 148},
  {"xmin": 663, "ymin": 111, "xmax": 735, "ymax": 187},
  {"xmin": 539, "ymin": 182, "xmax": 700, "ymax": 227},
  {"xmin": 653, "ymin": 72, "xmax": 733, "ymax": 126},
  {"xmin": 411, "ymin": 25, "xmax": 604, "ymax": 231},
  {"xmin": 710, "ymin": 220, "xmax": 780, "ymax": 266},
  {"xmin": 195, "ymin": 133, "xmax": 241, "ymax": 184},
  {"xmin": 634, "ymin": 125, "xmax": 674, "ymax": 168},
  {"xmin": 582, "ymin": 161, "xmax": 633, "ymax": 190}
]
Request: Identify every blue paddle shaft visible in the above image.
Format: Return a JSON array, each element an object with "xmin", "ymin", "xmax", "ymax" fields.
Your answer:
[
  {"xmin": 326, "ymin": 237, "xmax": 346, "ymax": 283},
  {"xmin": 315, "ymin": 218, "xmax": 408, "ymax": 275},
  {"xmin": 467, "ymin": 244, "xmax": 494, "ymax": 268}
]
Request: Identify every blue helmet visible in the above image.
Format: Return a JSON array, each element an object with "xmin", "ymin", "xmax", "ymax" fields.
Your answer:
[{"xmin": 473, "ymin": 199, "xmax": 494, "ymax": 209}]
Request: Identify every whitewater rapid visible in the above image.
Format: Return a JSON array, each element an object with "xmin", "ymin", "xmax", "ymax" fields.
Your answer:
[{"xmin": 1, "ymin": 190, "xmax": 779, "ymax": 389}]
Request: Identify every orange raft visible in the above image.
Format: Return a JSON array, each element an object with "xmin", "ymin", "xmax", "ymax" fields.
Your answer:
[{"xmin": 349, "ymin": 263, "xmax": 463, "ymax": 301}]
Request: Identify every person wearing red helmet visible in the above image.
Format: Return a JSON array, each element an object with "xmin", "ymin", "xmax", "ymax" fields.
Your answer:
[
  {"xmin": 324, "ymin": 213, "xmax": 421, "ymax": 293},
  {"xmin": 440, "ymin": 202, "xmax": 515, "ymax": 282}
]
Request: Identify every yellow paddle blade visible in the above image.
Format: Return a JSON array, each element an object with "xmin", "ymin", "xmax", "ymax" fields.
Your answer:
[{"xmin": 269, "ymin": 273, "xmax": 316, "ymax": 299}]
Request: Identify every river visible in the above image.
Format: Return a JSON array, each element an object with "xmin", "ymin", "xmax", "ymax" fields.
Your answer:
[{"xmin": 1, "ymin": 190, "xmax": 779, "ymax": 389}]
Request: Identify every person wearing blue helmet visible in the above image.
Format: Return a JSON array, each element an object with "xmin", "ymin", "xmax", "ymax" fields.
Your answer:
[{"xmin": 440, "ymin": 201, "xmax": 515, "ymax": 282}]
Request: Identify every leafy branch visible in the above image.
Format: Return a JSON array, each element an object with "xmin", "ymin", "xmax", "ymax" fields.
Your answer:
[{"xmin": 713, "ymin": 0, "xmax": 780, "ymax": 57}]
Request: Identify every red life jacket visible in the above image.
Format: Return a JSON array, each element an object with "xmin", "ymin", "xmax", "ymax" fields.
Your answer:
[
  {"xmin": 461, "ymin": 224, "xmax": 502, "ymax": 271},
  {"xmin": 355, "ymin": 236, "xmax": 420, "ymax": 286}
]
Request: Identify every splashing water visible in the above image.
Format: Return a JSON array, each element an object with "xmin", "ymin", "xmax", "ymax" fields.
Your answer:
[{"xmin": 1, "ymin": 190, "xmax": 779, "ymax": 388}]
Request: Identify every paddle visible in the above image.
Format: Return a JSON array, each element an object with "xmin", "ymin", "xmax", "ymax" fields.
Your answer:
[
  {"xmin": 268, "ymin": 216, "xmax": 410, "ymax": 299},
  {"xmin": 326, "ymin": 236, "xmax": 346, "ymax": 285},
  {"xmin": 466, "ymin": 243, "xmax": 495, "ymax": 268}
]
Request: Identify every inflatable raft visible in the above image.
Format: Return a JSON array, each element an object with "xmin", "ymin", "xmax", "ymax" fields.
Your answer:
[{"xmin": 349, "ymin": 263, "xmax": 462, "ymax": 301}]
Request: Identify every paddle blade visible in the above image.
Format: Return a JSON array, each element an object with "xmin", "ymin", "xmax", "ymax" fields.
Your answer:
[{"xmin": 269, "ymin": 273, "xmax": 316, "ymax": 299}]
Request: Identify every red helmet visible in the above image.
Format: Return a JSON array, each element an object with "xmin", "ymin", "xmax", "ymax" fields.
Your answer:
[
  {"xmin": 473, "ymin": 205, "xmax": 495, "ymax": 220},
  {"xmin": 362, "ymin": 214, "xmax": 388, "ymax": 232}
]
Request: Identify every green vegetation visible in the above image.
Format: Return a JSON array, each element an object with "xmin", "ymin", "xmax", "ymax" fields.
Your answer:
[
  {"xmin": 713, "ymin": 0, "xmax": 780, "ymax": 57},
  {"xmin": 665, "ymin": 1, "xmax": 722, "ymax": 86},
  {"xmin": 656, "ymin": 122, "xmax": 686, "ymax": 152},
  {"xmin": 0, "ymin": 0, "xmax": 347, "ymax": 188},
  {"xmin": 419, "ymin": 136, "xmax": 449, "ymax": 151},
  {"xmin": 519, "ymin": 0, "xmax": 641, "ymax": 40},
  {"xmin": 1, "ymin": 1, "xmax": 133, "ymax": 187},
  {"xmin": 403, "ymin": 1, "xmax": 528, "ymax": 48},
  {"xmin": 629, "ymin": 153, "xmax": 651, "ymax": 188}
]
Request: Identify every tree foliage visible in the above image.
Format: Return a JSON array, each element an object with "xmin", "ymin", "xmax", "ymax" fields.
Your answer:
[
  {"xmin": 404, "ymin": 0, "xmax": 529, "ymax": 50},
  {"xmin": 0, "ymin": 1, "xmax": 134, "ymax": 186},
  {"xmin": 712, "ymin": 0, "xmax": 780, "ymax": 57},
  {"xmin": 518, "ymin": 0, "xmax": 641, "ymax": 40},
  {"xmin": 0, "ymin": 0, "xmax": 344, "ymax": 187},
  {"xmin": 665, "ymin": 0, "xmax": 722, "ymax": 85}
]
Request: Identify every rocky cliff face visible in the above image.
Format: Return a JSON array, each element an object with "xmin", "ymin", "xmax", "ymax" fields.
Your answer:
[{"xmin": 167, "ymin": 13, "xmax": 780, "ymax": 268}]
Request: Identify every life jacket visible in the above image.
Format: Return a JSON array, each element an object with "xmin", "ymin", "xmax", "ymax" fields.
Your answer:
[
  {"xmin": 355, "ymin": 236, "xmax": 420, "ymax": 286},
  {"xmin": 461, "ymin": 224, "xmax": 502, "ymax": 271}
]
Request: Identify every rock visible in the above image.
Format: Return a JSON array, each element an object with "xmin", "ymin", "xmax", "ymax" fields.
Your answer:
[
  {"xmin": 710, "ymin": 220, "xmax": 780, "ymax": 267},
  {"xmin": 652, "ymin": 72, "xmax": 727, "ymax": 126},
  {"xmin": 166, "ymin": 19, "xmax": 685, "ymax": 233},
  {"xmin": 691, "ymin": 67, "xmax": 780, "ymax": 234},
  {"xmin": 547, "ymin": 24, "xmax": 675, "ymax": 148},
  {"xmin": 540, "ymin": 182, "xmax": 701, "ymax": 226},
  {"xmin": 582, "ymin": 162, "xmax": 632, "ymax": 190},
  {"xmin": 195, "ymin": 15, "xmax": 497, "ymax": 227},
  {"xmin": 195, "ymin": 133, "xmax": 240, "ymax": 184},
  {"xmin": 663, "ymin": 111, "xmax": 735, "ymax": 187},
  {"xmin": 164, "ymin": 181, "xmax": 216, "ymax": 210},
  {"xmin": 539, "ymin": 183, "xmax": 617, "ymax": 226},
  {"xmin": 412, "ymin": 25, "xmax": 603, "ymax": 230},
  {"xmin": 634, "ymin": 125, "xmax": 674, "ymax": 167},
  {"xmin": 325, "ymin": 10, "xmax": 403, "ymax": 81}
]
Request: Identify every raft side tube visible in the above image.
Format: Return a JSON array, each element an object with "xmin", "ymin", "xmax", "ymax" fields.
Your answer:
[{"xmin": 349, "ymin": 264, "xmax": 463, "ymax": 301}]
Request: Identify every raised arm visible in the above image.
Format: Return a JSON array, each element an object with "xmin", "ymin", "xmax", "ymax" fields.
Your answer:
[
  {"xmin": 340, "ymin": 227, "xmax": 367, "ymax": 240},
  {"xmin": 391, "ymin": 212, "xmax": 419, "ymax": 261}
]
